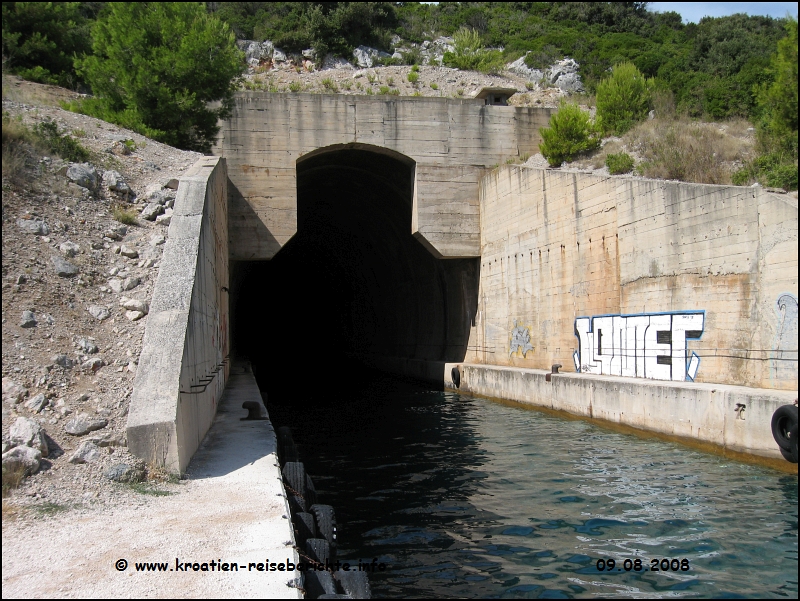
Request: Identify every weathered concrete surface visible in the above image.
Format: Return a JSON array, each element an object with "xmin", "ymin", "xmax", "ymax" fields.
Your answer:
[
  {"xmin": 471, "ymin": 167, "xmax": 798, "ymax": 390},
  {"xmin": 214, "ymin": 93, "xmax": 553, "ymax": 259},
  {"xmin": 127, "ymin": 157, "xmax": 230, "ymax": 473},
  {"xmin": 1, "ymin": 363, "xmax": 300, "ymax": 599},
  {"xmin": 451, "ymin": 362, "xmax": 797, "ymax": 465}
]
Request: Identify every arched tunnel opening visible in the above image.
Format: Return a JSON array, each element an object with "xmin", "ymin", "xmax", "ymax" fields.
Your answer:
[{"xmin": 230, "ymin": 145, "xmax": 479, "ymax": 401}]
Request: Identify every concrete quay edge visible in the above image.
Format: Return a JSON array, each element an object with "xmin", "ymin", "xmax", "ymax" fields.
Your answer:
[{"xmin": 357, "ymin": 354, "xmax": 797, "ymax": 473}]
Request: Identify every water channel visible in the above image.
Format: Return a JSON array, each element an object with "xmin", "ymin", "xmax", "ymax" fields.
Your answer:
[{"xmin": 261, "ymin": 367, "xmax": 798, "ymax": 599}]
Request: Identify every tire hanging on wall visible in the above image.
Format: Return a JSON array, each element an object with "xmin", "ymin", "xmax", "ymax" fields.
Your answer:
[
  {"xmin": 771, "ymin": 405, "xmax": 798, "ymax": 453},
  {"xmin": 310, "ymin": 503, "xmax": 337, "ymax": 547},
  {"xmin": 293, "ymin": 511, "xmax": 316, "ymax": 546},
  {"xmin": 335, "ymin": 569, "xmax": 373, "ymax": 599},
  {"xmin": 283, "ymin": 461, "xmax": 307, "ymax": 498}
]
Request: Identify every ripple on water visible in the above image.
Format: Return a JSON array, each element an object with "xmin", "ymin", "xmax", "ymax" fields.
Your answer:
[{"xmin": 266, "ymin": 375, "xmax": 798, "ymax": 599}]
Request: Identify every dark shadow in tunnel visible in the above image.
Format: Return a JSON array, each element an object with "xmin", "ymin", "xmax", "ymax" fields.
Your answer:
[{"xmin": 231, "ymin": 144, "xmax": 479, "ymax": 401}]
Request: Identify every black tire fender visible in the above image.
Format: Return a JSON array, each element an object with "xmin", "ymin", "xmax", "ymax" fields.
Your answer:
[
  {"xmin": 310, "ymin": 504, "xmax": 337, "ymax": 546},
  {"xmin": 334, "ymin": 570, "xmax": 372, "ymax": 599},
  {"xmin": 306, "ymin": 538, "xmax": 333, "ymax": 565},
  {"xmin": 283, "ymin": 461, "xmax": 306, "ymax": 499},
  {"xmin": 303, "ymin": 570, "xmax": 337, "ymax": 598},
  {"xmin": 306, "ymin": 473, "xmax": 318, "ymax": 507},
  {"xmin": 293, "ymin": 511, "xmax": 316, "ymax": 546},
  {"xmin": 771, "ymin": 405, "xmax": 798, "ymax": 452},
  {"xmin": 451, "ymin": 366, "xmax": 461, "ymax": 388}
]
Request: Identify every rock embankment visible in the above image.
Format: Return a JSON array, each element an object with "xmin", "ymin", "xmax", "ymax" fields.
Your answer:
[{"xmin": 2, "ymin": 75, "xmax": 201, "ymax": 509}]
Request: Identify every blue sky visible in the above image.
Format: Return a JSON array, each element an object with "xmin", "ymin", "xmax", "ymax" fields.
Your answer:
[{"xmin": 648, "ymin": 2, "xmax": 797, "ymax": 23}]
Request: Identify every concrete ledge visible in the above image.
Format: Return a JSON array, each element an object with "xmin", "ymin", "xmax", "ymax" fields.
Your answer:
[
  {"xmin": 357, "ymin": 355, "xmax": 797, "ymax": 467},
  {"xmin": 457, "ymin": 363, "xmax": 796, "ymax": 461}
]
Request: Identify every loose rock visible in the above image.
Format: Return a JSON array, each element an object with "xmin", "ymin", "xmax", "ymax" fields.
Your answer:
[
  {"xmin": 51, "ymin": 255, "xmax": 79, "ymax": 277},
  {"xmin": 2, "ymin": 378, "xmax": 28, "ymax": 403},
  {"xmin": 25, "ymin": 393, "xmax": 48, "ymax": 414},
  {"xmin": 16, "ymin": 218, "xmax": 49, "ymax": 235},
  {"xmin": 2, "ymin": 445, "xmax": 42, "ymax": 477},
  {"xmin": 140, "ymin": 202, "xmax": 165, "ymax": 221},
  {"xmin": 9, "ymin": 417, "xmax": 49, "ymax": 457},
  {"xmin": 64, "ymin": 413, "xmax": 108, "ymax": 436},
  {"xmin": 65, "ymin": 163, "xmax": 98, "ymax": 190},
  {"xmin": 88, "ymin": 305, "xmax": 110, "ymax": 321},
  {"xmin": 59, "ymin": 241, "xmax": 81, "ymax": 257},
  {"xmin": 82, "ymin": 357, "xmax": 105, "ymax": 372},
  {"xmin": 20, "ymin": 310, "xmax": 37, "ymax": 328},
  {"xmin": 68, "ymin": 440, "xmax": 102, "ymax": 464},
  {"xmin": 104, "ymin": 463, "xmax": 145, "ymax": 483},
  {"xmin": 119, "ymin": 245, "xmax": 139, "ymax": 259},
  {"xmin": 77, "ymin": 338, "xmax": 99, "ymax": 354}
]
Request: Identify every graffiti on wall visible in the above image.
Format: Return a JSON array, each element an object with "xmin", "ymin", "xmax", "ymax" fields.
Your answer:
[
  {"xmin": 773, "ymin": 293, "xmax": 798, "ymax": 382},
  {"xmin": 573, "ymin": 311, "xmax": 705, "ymax": 381},
  {"xmin": 510, "ymin": 320, "xmax": 535, "ymax": 357}
]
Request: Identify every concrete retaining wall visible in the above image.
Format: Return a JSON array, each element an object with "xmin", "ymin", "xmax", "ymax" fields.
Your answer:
[
  {"xmin": 127, "ymin": 157, "xmax": 230, "ymax": 473},
  {"xmin": 450, "ymin": 363, "xmax": 796, "ymax": 462},
  {"xmin": 471, "ymin": 167, "xmax": 798, "ymax": 391}
]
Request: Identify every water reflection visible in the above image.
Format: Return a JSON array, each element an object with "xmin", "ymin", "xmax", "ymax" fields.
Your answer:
[{"xmin": 263, "ymin": 370, "xmax": 798, "ymax": 599}]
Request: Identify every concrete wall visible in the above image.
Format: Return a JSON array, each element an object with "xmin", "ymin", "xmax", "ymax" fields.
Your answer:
[
  {"xmin": 127, "ymin": 157, "xmax": 230, "ymax": 473},
  {"xmin": 446, "ymin": 363, "xmax": 797, "ymax": 463},
  {"xmin": 213, "ymin": 93, "xmax": 552, "ymax": 259},
  {"xmin": 470, "ymin": 167, "xmax": 798, "ymax": 391}
]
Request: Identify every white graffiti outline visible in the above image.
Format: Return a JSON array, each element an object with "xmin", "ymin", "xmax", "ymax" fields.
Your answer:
[{"xmin": 573, "ymin": 311, "xmax": 705, "ymax": 381}]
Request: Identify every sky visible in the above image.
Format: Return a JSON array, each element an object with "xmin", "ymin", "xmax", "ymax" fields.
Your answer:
[{"xmin": 647, "ymin": 2, "xmax": 798, "ymax": 23}]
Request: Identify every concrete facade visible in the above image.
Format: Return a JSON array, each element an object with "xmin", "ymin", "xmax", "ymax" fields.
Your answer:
[
  {"xmin": 213, "ymin": 92, "xmax": 553, "ymax": 259},
  {"xmin": 469, "ymin": 167, "xmax": 798, "ymax": 391},
  {"xmin": 127, "ymin": 157, "xmax": 230, "ymax": 474}
]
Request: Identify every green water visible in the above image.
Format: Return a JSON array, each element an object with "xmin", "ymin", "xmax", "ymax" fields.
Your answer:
[{"xmin": 266, "ymin": 371, "xmax": 798, "ymax": 599}]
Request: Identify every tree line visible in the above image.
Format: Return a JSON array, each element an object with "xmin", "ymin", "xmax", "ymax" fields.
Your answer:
[{"xmin": 2, "ymin": 1, "xmax": 796, "ymax": 172}]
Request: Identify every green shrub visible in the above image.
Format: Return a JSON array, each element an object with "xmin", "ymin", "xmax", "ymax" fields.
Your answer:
[
  {"xmin": 733, "ymin": 153, "xmax": 798, "ymax": 190},
  {"xmin": 605, "ymin": 152, "xmax": 635, "ymax": 174},
  {"xmin": 539, "ymin": 102, "xmax": 601, "ymax": 167},
  {"xmin": 407, "ymin": 71, "xmax": 419, "ymax": 84},
  {"xmin": 411, "ymin": 64, "xmax": 420, "ymax": 73},
  {"xmin": 442, "ymin": 27, "xmax": 506, "ymax": 74},
  {"xmin": 32, "ymin": 119, "xmax": 90, "ymax": 163},
  {"xmin": 378, "ymin": 85, "xmax": 390, "ymax": 95},
  {"xmin": 289, "ymin": 81, "xmax": 302, "ymax": 93},
  {"xmin": 429, "ymin": 82, "xmax": 438, "ymax": 90},
  {"xmin": 321, "ymin": 78, "xmax": 338, "ymax": 92},
  {"xmin": 596, "ymin": 62, "xmax": 653, "ymax": 136}
]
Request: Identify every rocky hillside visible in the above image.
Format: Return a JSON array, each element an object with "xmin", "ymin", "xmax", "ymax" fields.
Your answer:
[
  {"xmin": 2, "ymin": 76, "xmax": 201, "ymax": 509},
  {"xmin": 236, "ymin": 37, "xmax": 580, "ymax": 108}
]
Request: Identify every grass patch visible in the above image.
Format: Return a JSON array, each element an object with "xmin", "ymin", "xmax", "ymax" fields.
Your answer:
[
  {"xmin": 429, "ymin": 82, "xmax": 438, "ymax": 91},
  {"xmin": 128, "ymin": 482, "xmax": 174, "ymax": 496},
  {"xmin": 378, "ymin": 85, "xmax": 390, "ymax": 95},
  {"xmin": 407, "ymin": 71, "xmax": 419, "ymax": 84},
  {"xmin": 2, "ymin": 464, "xmax": 28, "ymax": 497},
  {"xmin": 111, "ymin": 205, "xmax": 138, "ymax": 226},
  {"xmin": 626, "ymin": 118, "xmax": 752, "ymax": 184},
  {"xmin": 33, "ymin": 502, "xmax": 70, "ymax": 516},
  {"xmin": 321, "ymin": 78, "xmax": 338, "ymax": 92}
]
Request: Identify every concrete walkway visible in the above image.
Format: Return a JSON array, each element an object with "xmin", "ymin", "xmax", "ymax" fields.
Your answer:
[{"xmin": 2, "ymin": 364, "xmax": 300, "ymax": 599}]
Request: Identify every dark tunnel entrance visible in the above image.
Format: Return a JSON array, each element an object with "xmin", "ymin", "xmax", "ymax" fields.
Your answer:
[{"xmin": 231, "ymin": 145, "xmax": 479, "ymax": 397}]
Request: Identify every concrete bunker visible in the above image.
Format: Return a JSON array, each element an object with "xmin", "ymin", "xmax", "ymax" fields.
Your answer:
[{"xmin": 231, "ymin": 144, "xmax": 479, "ymax": 392}]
